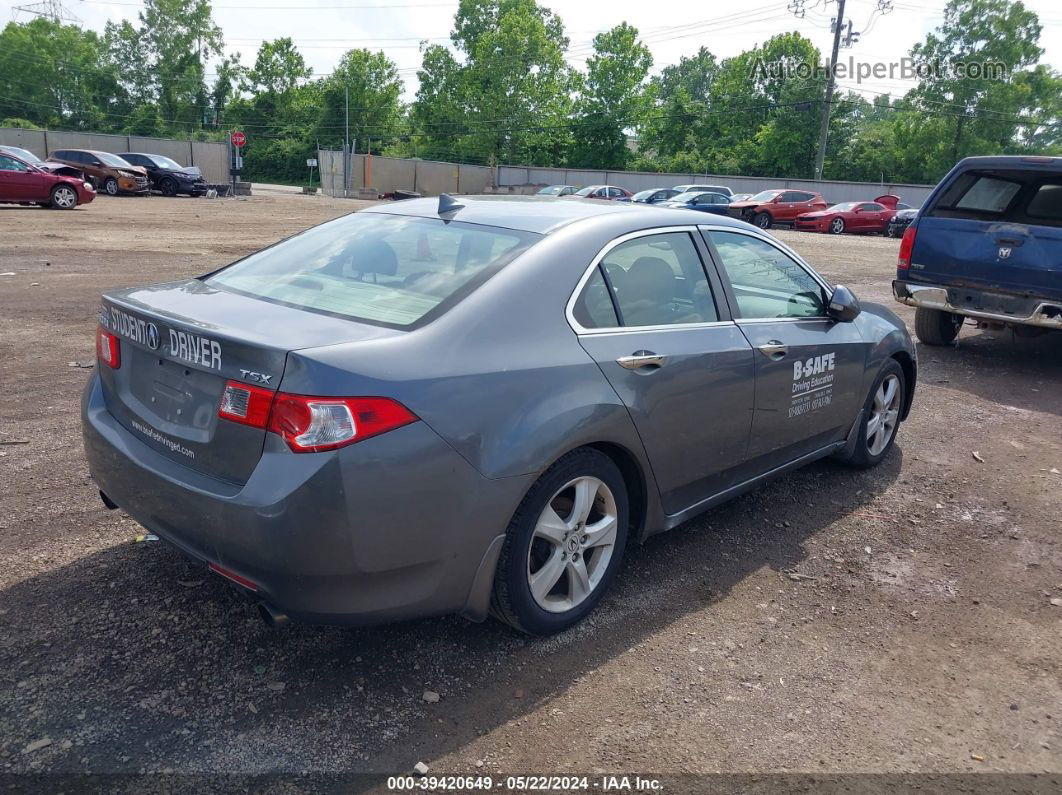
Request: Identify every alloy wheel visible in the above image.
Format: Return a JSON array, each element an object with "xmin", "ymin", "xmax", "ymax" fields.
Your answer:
[
  {"xmin": 527, "ymin": 476, "xmax": 618, "ymax": 613},
  {"xmin": 866, "ymin": 374, "xmax": 901, "ymax": 456},
  {"xmin": 105, "ymin": 178, "xmax": 118, "ymax": 196},
  {"xmin": 830, "ymin": 218, "xmax": 844, "ymax": 234},
  {"xmin": 53, "ymin": 187, "xmax": 76, "ymax": 208}
]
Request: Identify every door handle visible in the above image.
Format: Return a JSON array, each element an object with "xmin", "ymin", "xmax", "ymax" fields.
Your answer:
[
  {"xmin": 617, "ymin": 352, "xmax": 668, "ymax": 370},
  {"xmin": 757, "ymin": 340, "xmax": 788, "ymax": 360}
]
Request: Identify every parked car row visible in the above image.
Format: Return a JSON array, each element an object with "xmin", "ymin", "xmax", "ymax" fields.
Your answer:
[
  {"xmin": 0, "ymin": 144, "xmax": 209, "ymax": 209},
  {"xmin": 535, "ymin": 181, "xmax": 914, "ymax": 234}
]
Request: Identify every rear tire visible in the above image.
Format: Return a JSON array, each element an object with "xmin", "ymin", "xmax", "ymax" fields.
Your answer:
[
  {"xmin": 49, "ymin": 184, "xmax": 78, "ymax": 209},
  {"xmin": 837, "ymin": 359, "xmax": 905, "ymax": 469},
  {"xmin": 914, "ymin": 307, "xmax": 962, "ymax": 345},
  {"xmin": 491, "ymin": 448, "xmax": 629, "ymax": 635},
  {"xmin": 754, "ymin": 211, "xmax": 772, "ymax": 229}
]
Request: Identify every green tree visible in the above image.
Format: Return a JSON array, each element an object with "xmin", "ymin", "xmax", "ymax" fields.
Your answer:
[
  {"xmin": 571, "ymin": 22, "xmax": 652, "ymax": 169},
  {"xmin": 908, "ymin": 0, "xmax": 1047, "ymax": 168},
  {"xmin": 313, "ymin": 48, "xmax": 404, "ymax": 152},
  {"xmin": 139, "ymin": 0, "xmax": 224, "ymax": 128},
  {"xmin": 0, "ymin": 19, "xmax": 118, "ymax": 130},
  {"xmin": 411, "ymin": 0, "xmax": 576, "ymax": 166}
]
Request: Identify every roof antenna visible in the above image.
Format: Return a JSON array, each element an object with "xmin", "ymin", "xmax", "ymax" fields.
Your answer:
[{"xmin": 438, "ymin": 193, "xmax": 465, "ymax": 215}]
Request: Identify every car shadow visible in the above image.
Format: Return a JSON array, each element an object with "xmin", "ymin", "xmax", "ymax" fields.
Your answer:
[
  {"xmin": 0, "ymin": 450, "xmax": 902, "ymax": 785},
  {"xmin": 917, "ymin": 327, "xmax": 1062, "ymax": 417}
]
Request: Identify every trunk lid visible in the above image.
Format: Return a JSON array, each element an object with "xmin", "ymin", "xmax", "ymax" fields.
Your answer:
[{"xmin": 98, "ymin": 279, "xmax": 400, "ymax": 483}]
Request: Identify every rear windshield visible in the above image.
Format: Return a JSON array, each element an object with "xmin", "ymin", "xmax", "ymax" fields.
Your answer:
[
  {"xmin": 929, "ymin": 168, "xmax": 1062, "ymax": 226},
  {"xmin": 205, "ymin": 213, "xmax": 540, "ymax": 329}
]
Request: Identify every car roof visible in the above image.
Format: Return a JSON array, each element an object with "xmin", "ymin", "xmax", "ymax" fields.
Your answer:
[{"xmin": 362, "ymin": 194, "xmax": 754, "ymax": 235}]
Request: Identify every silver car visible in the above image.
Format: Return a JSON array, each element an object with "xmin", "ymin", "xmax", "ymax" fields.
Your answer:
[{"xmin": 82, "ymin": 195, "xmax": 917, "ymax": 635}]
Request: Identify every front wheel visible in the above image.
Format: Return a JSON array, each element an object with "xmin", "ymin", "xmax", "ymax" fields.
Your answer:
[
  {"xmin": 829, "ymin": 217, "xmax": 845, "ymax": 234},
  {"xmin": 754, "ymin": 211, "xmax": 772, "ymax": 229},
  {"xmin": 49, "ymin": 184, "xmax": 78, "ymax": 209},
  {"xmin": 914, "ymin": 307, "xmax": 963, "ymax": 345},
  {"xmin": 491, "ymin": 448, "xmax": 629, "ymax": 635},
  {"xmin": 837, "ymin": 360, "xmax": 906, "ymax": 469},
  {"xmin": 103, "ymin": 177, "xmax": 119, "ymax": 196},
  {"xmin": 159, "ymin": 177, "xmax": 178, "ymax": 197}
]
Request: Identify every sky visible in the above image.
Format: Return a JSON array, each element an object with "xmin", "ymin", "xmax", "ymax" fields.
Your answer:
[{"xmin": 3, "ymin": 0, "xmax": 1061, "ymax": 106}]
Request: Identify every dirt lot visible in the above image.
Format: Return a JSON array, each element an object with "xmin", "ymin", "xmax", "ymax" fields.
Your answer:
[{"xmin": 1, "ymin": 193, "xmax": 1060, "ymax": 788}]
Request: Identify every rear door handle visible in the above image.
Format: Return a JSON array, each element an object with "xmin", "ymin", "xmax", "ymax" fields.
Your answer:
[
  {"xmin": 617, "ymin": 352, "xmax": 668, "ymax": 370},
  {"xmin": 757, "ymin": 340, "xmax": 788, "ymax": 360}
]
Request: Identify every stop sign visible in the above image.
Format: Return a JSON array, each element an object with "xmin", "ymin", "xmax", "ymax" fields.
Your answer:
[{"xmin": 231, "ymin": 130, "xmax": 246, "ymax": 148}]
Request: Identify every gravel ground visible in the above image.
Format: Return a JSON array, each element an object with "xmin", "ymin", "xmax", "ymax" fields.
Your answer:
[{"xmin": 0, "ymin": 194, "xmax": 1060, "ymax": 789}]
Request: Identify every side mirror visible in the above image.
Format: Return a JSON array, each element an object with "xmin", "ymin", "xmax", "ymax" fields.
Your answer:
[{"xmin": 828, "ymin": 284, "xmax": 861, "ymax": 322}]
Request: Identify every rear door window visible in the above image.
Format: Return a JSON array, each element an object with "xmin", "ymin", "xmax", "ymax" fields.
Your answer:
[
  {"xmin": 600, "ymin": 232, "xmax": 718, "ymax": 327},
  {"xmin": 206, "ymin": 213, "xmax": 539, "ymax": 329}
]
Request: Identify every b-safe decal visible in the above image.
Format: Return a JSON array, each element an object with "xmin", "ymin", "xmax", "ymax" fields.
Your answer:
[{"xmin": 789, "ymin": 352, "xmax": 835, "ymax": 418}]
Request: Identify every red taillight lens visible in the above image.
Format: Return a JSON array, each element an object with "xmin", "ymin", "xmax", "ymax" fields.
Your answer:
[
  {"xmin": 268, "ymin": 395, "xmax": 417, "ymax": 452},
  {"xmin": 96, "ymin": 326, "xmax": 120, "ymax": 369},
  {"xmin": 217, "ymin": 384, "xmax": 417, "ymax": 453},
  {"xmin": 218, "ymin": 380, "xmax": 274, "ymax": 428},
  {"xmin": 897, "ymin": 225, "xmax": 916, "ymax": 270}
]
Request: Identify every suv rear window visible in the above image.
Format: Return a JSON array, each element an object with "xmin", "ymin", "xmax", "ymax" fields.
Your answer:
[
  {"xmin": 929, "ymin": 168, "xmax": 1062, "ymax": 226},
  {"xmin": 1025, "ymin": 183, "xmax": 1062, "ymax": 222},
  {"xmin": 205, "ymin": 213, "xmax": 539, "ymax": 329}
]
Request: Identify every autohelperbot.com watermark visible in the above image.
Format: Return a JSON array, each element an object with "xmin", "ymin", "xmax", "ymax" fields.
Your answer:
[{"xmin": 752, "ymin": 55, "xmax": 1010, "ymax": 83}]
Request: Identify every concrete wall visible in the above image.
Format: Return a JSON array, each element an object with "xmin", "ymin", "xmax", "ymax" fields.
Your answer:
[
  {"xmin": 497, "ymin": 164, "xmax": 936, "ymax": 207},
  {"xmin": 318, "ymin": 150, "xmax": 495, "ymax": 197},
  {"xmin": 0, "ymin": 127, "xmax": 229, "ymax": 184},
  {"xmin": 315, "ymin": 151, "xmax": 936, "ymax": 206}
]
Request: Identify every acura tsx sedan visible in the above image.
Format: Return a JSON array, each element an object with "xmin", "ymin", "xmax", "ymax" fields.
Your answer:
[{"xmin": 83, "ymin": 195, "xmax": 917, "ymax": 635}]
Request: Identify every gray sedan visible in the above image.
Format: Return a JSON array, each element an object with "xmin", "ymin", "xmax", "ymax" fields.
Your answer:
[{"xmin": 82, "ymin": 195, "xmax": 917, "ymax": 635}]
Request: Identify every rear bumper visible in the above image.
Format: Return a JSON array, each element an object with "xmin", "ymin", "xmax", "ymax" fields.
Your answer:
[
  {"xmin": 892, "ymin": 280, "xmax": 1062, "ymax": 330},
  {"xmin": 81, "ymin": 371, "xmax": 533, "ymax": 624}
]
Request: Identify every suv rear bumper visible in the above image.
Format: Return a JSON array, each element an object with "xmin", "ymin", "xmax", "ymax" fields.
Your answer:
[
  {"xmin": 81, "ymin": 371, "xmax": 532, "ymax": 625},
  {"xmin": 893, "ymin": 281, "xmax": 1062, "ymax": 330}
]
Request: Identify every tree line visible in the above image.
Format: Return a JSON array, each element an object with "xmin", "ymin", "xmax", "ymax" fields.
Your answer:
[{"xmin": 0, "ymin": 0, "xmax": 1058, "ymax": 185}]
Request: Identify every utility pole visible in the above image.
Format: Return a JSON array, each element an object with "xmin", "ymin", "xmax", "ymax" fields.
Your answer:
[
  {"xmin": 813, "ymin": 0, "xmax": 845, "ymax": 181},
  {"xmin": 344, "ymin": 85, "xmax": 350, "ymax": 198}
]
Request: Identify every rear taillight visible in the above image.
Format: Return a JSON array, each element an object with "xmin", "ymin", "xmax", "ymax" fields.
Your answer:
[
  {"xmin": 96, "ymin": 326, "xmax": 120, "ymax": 368},
  {"xmin": 268, "ymin": 395, "xmax": 417, "ymax": 452},
  {"xmin": 897, "ymin": 226, "xmax": 916, "ymax": 270},
  {"xmin": 217, "ymin": 384, "xmax": 417, "ymax": 453},
  {"xmin": 219, "ymin": 380, "xmax": 274, "ymax": 427}
]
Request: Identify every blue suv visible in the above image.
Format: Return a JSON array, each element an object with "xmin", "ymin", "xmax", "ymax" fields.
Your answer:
[{"xmin": 893, "ymin": 156, "xmax": 1061, "ymax": 344}]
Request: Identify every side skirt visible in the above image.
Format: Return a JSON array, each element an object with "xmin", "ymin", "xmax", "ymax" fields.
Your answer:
[{"xmin": 658, "ymin": 441, "xmax": 847, "ymax": 534}]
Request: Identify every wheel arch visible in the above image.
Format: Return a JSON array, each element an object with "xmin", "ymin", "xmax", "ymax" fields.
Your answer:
[
  {"xmin": 890, "ymin": 350, "xmax": 917, "ymax": 420},
  {"xmin": 583, "ymin": 441, "xmax": 649, "ymax": 544}
]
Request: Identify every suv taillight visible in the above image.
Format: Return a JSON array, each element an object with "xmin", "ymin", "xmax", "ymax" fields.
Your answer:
[
  {"xmin": 898, "ymin": 226, "xmax": 916, "ymax": 270},
  {"xmin": 96, "ymin": 326, "xmax": 120, "ymax": 368},
  {"xmin": 217, "ymin": 381, "xmax": 417, "ymax": 453}
]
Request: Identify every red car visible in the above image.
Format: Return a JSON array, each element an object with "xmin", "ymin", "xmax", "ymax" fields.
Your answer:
[
  {"xmin": 794, "ymin": 195, "xmax": 901, "ymax": 235},
  {"xmin": 0, "ymin": 150, "xmax": 96, "ymax": 209},
  {"xmin": 571, "ymin": 184, "xmax": 633, "ymax": 201},
  {"xmin": 727, "ymin": 189, "xmax": 828, "ymax": 229}
]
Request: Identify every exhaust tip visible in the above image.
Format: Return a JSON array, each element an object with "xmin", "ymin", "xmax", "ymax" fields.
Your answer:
[
  {"xmin": 99, "ymin": 490, "xmax": 119, "ymax": 510},
  {"xmin": 257, "ymin": 602, "xmax": 289, "ymax": 628}
]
